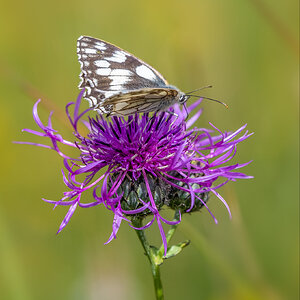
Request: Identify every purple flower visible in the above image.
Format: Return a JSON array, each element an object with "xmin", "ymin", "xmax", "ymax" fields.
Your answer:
[{"xmin": 18, "ymin": 90, "xmax": 252, "ymax": 252}]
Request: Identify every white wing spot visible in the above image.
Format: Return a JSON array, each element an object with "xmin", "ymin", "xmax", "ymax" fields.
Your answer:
[
  {"xmin": 78, "ymin": 77, "xmax": 83, "ymax": 87},
  {"xmin": 136, "ymin": 65, "xmax": 156, "ymax": 81},
  {"xmin": 109, "ymin": 85, "xmax": 126, "ymax": 91},
  {"xmin": 94, "ymin": 43, "xmax": 106, "ymax": 51},
  {"xmin": 83, "ymin": 48, "xmax": 98, "ymax": 54},
  {"xmin": 88, "ymin": 96, "xmax": 98, "ymax": 106},
  {"xmin": 96, "ymin": 68, "xmax": 111, "ymax": 76},
  {"xmin": 84, "ymin": 61, "xmax": 90, "ymax": 67},
  {"xmin": 94, "ymin": 60, "xmax": 110, "ymax": 68},
  {"xmin": 85, "ymin": 86, "xmax": 91, "ymax": 95},
  {"xmin": 86, "ymin": 79, "xmax": 95, "ymax": 88},
  {"xmin": 106, "ymin": 50, "xmax": 127, "ymax": 63},
  {"xmin": 109, "ymin": 75, "xmax": 130, "ymax": 86},
  {"xmin": 104, "ymin": 91, "xmax": 117, "ymax": 98},
  {"xmin": 110, "ymin": 69, "xmax": 132, "ymax": 76}
]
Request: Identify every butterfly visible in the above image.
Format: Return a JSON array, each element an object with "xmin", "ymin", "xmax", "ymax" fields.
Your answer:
[
  {"xmin": 77, "ymin": 36, "xmax": 227, "ymax": 116},
  {"xmin": 77, "ymin": 35, "xmax": 195, "ymax": 117}
]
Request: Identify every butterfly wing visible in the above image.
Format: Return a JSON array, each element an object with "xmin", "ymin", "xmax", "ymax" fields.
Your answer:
[
  {"xmin": 100, "ymin": 88, "xmax": 180, "ymax": 116},
  {"xmin": 77, "ymin": 36, "xmax": 170, "ymax": 112}
]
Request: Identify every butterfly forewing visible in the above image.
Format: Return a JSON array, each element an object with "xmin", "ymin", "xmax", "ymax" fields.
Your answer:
[{"xmin": 77, "ymin": 36, "xmax": 171, "ymax": 111}]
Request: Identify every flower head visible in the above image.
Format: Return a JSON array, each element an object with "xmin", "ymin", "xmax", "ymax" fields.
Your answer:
[{"xmin": 19, "ymin": 91, "xmax": 252, "ymax": 252}]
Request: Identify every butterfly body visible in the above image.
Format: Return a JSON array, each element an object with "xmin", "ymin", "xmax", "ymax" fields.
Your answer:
[{"xmin": 77, "ymin": 36, "xmax": 189, "ymax": 116}]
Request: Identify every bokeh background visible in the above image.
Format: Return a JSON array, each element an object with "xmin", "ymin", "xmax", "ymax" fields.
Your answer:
[{"xmin": 0, "ymin": 0, "xmax": 298, "ymax": 299}]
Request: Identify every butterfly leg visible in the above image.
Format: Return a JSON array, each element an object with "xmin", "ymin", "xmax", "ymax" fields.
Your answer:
[
  {"xmin": 125, "ymin": 117, "xmax": 135, "ymax": 126},
  {"xmin": 165, "ymin": 110, "xmax": 178, "ymax": 118}
]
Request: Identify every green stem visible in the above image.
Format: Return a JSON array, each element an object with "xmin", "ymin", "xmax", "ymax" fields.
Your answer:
[
  {"xmin": 133, "ymin": 211, "xmax": 181, "ymax": 299},
  {"xmin": 133, "ymin": 217, "xmax": 164, "ymax": 300}
]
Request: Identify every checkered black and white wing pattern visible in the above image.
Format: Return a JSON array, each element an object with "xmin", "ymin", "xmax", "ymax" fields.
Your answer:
[{"xmin": 77, "ymin": 36, "xmax": 169, "ymax": 110}]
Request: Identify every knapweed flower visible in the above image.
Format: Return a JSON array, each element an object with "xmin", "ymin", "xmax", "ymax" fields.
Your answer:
[{"xmin": 19, "ymin": 90, "xmax": 252, "ymax": 252}]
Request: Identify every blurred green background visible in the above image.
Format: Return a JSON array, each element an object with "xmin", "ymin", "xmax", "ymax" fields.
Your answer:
[{"xmin": 0, "ymin": 0, "xmax": 298, "ymax": 299}]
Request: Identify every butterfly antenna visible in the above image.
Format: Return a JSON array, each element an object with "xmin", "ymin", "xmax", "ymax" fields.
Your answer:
[
  {"xmin": 186, "ymin": 85, "xmax": 213, "ymax": 94},
  {"xmin": 188, "ymin": 95, "xmax": 229, "ymax": 109}
]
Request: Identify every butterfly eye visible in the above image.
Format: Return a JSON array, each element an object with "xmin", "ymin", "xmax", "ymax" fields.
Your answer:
[{"xmin": 179, "ymin": 94, "xmax": 190, "ymax": 104}]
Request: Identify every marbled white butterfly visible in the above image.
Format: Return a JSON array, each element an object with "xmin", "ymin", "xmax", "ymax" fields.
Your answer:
[{"xmin": 77, "ymin": 36, "xmax": 225, "ymax": 116}]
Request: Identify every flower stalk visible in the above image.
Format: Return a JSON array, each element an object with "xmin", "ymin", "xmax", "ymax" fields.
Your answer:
[
  {"xmin": 133, "ymin": 210, "xmax": 183, "ymax": 300},
  {"xmin": 133, "ymin": 217, "xmax": 164, "ymax": 300}
]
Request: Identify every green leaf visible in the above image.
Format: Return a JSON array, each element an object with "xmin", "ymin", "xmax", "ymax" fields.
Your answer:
[{"xmin": 164, "ymin": 240, "xmax": 190, "ymax": 259}]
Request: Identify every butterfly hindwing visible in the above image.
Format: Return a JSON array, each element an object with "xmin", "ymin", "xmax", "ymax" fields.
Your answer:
[
  {"xmin": 77, "ymin": 36, "xmax": 170, "ymax": 111},
  {"xmin": 101, "ymin": 88, "xmax": 179, "ymax": 116}
]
